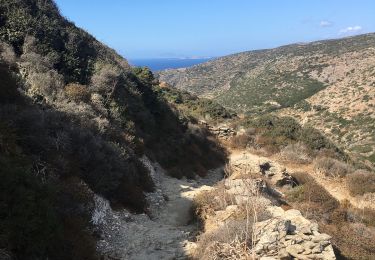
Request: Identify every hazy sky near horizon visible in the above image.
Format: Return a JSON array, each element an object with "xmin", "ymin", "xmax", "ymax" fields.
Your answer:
[{"xmin": 54, "ymin": 0, "xmax": 375, "ymax": 59}]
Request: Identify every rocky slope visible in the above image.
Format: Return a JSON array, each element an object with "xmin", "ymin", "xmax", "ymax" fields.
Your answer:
[{"xmin": 159, "ymin": 33, "xmax": 375, "ymax": 167}]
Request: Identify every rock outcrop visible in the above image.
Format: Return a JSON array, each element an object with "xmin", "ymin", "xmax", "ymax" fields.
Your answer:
[
  {"xmin": 208, "ymin": 124, "xmax": 236, "ymax": 139},
  {"xmin": 255, "ymin": 207, "xmax": 335, "ymax": 260}
]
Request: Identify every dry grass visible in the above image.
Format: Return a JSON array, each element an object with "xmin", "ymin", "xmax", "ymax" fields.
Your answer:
[
  {"xmin": 313, "ymin": 156, "xmax": 352, "ymax": 177},
  {"xmin": 347, "ymin": 170, "xmax": 375, "ymax": 196}
]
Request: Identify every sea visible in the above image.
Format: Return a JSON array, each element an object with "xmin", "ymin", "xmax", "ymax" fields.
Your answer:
[{"xmin": 129, "ymin": 58, "xmax": 211, "ymax": 71}]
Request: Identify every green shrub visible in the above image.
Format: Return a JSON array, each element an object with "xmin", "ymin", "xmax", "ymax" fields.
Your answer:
[
  {"xmin": 299, "ymin": 126, "xmax": 333, "ymax": 150},
  {"xmin": 368, "ymin": 153, "xmax": 375, "ymax": 163},
  {"xmin": 294, "ymin": 100, "xmax": 311, "ymax": 111},
  {"xmin": 287, "ymin": 172, "xmax": 339, "ymax": 218},
  {"xmin": 0, "ymin": 157, "xmax": 61, "ymax": 259}
]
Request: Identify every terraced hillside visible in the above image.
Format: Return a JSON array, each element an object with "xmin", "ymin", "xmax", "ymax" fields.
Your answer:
[{"xmin": 159, "ymin": 33, "xmax": 375, "ymax": 166}]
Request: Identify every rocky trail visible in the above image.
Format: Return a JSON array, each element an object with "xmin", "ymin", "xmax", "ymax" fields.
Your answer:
[
  {"xmin": 93, "ymin": 156, "xmax": 224, "ymax": 260},
  {"xmin": 91, "ymin": 147, "xmax": 371, "ymax": 260}
]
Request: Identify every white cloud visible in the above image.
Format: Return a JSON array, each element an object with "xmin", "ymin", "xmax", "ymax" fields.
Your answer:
[
  {"xmin": 320, "ymin": 20, "xmax": 333, "ymax": 27},
  {"xmin": 339, "ymin": 25, "xmax": 362, "ymax": 34}
]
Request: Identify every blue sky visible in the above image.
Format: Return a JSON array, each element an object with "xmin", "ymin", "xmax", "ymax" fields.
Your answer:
[{"xmin": 54, "ymin": 0, "xmax": 375, "ymax": 59}]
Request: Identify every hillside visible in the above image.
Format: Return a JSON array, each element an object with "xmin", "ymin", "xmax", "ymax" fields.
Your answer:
[
  {"xmin": 0, "ymin": 1, "xmax": 227, "ymax": 259},
  {"xmin": 158, "ymin": 34, "xmax": 375, "ymax": 167}
]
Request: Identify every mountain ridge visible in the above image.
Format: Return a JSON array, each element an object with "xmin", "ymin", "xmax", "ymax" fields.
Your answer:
[{"xmin": 159, "ymin": 32, "xmax": 375, "ymax": 167}]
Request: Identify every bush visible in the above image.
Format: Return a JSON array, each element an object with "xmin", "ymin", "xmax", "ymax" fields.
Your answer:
[
  {"xmin": 229, "ymin": 133, "xmax": 254, "ymax": 149},
  {"xmin": 246, "ymin": 115, "xmax": 301, "ymax": 141},
  {"xmin": 193, "ymin": 183, "xmax": 233, "ymax": 222},
  {"xmin": 238, "ymin": 115, "xmax": 348, "ymax": 161},
  {"xmin": 347, "ymin": 170, "xmax": 375, "ymax": 196},
  {"xmin": 65, "ymin": 83, "xmax": 90, "ymax": 102},
  {"xmin": 313, "ymin": 157, "xmax": 352, "ymax": 177},
  {"xmin": 299, "ymin": 126, "xmax": 342, "ymax": 156},
  {"xmin": 278, "ymin": 142, "xmax": 312, "ymax": 164},
  {"xmin": 90, "ymin": 63, "xmax": 122, "ymax": 95},
  {"xmin": 194, "ymin": 220, "xmax": 252, "ymax": 259},
  {"xmin": 0, "ymin": 42, "xmax": 16, "ymax": 65},
  {"xmin": 0, "ymin": 157, "xmax": 61, "ymax": 259},
  {"xmin": 287, "ymin": 172, "xmax": 339, "ymax": 219},
  {"xmin": 321, "ymin": 223, "xmax": 375, "ymax": 260}
]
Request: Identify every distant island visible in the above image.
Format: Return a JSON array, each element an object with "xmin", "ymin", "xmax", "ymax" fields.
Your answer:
[{"xmin": 129, "ymin": 57, "xmax": 212, "ymax": 71}]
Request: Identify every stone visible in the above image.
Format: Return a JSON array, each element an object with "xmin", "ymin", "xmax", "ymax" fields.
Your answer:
[
  {"xmin": 304, "ymin": 241, "xmax": 316, "ymax": 249},
  {"xmin": 320, "ymin": 240, "xmax": 330, "ymax": 247},
  {"xmin": 300, "ymin": 226, "xmax": 312, "ymax": 235},
  {"xmin": 286, "ymin": 244, "xmax": 304, "ymax": 254},
  {"xmin": 285, "ymin": 209, "xmax": 303, "ymax": 218},
  {"xmin": 294, "ymin": 236, "xmax": 304, "ymax": 244},
  {"xmin": 278, "ymin": 248, "xmax": 291, "ymax": 260},
  {"xmin": 312, "ymin": 233, "xmax": 332, "ymax": 242},
  {"xmin": 312, "ymin": 245, "xmax": 323, "ymax": 253},
  {"xmin": 285, "ymin": 235, "xmax": 294, "ymax": 240},
  {"xmin": 267, "ymin": 206, "xmax": 286, "ymax": 218}
]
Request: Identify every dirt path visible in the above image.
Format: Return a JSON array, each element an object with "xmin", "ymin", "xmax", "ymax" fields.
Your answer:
[
  {"xmin": 229, "ymin": 150, "xmax": 374, "ymax": 210},
  {"xmin": 93, "ymin": 156, "xmax": 223, "ymax": 260}
]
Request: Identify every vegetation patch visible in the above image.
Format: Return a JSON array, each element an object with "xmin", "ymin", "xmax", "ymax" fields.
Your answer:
[
  {"xmin": 347, "ymin": 170, "xmax": 375, "ymax": 196},
  {"xmin": 313, "ymin": 157, "xmax": 353, "ymax": 177},
  {"xmin": 287, "ymin": 172, "xmax": 375, "ymax": 259}
]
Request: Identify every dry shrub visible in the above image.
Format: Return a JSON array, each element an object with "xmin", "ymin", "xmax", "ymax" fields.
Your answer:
[
  {"xmin": 262, "ymin": 144, "xmax": 280, "ymax": 156},
  {"xmin": 321, "ymin": 223, "xmax": 375, "ymax": 260},
  {"xmin": 194, "ymin": 182, "xmax": 234, "ymax": 221},
  {"xmin": 255, "ymin": 134, "xmax": 272, "ymax": 147},
  {"xmin": 347, "ymin": 170, "xmax": 375, "ymax": 196},
  {"xmin": 194, "ymin": 220, "xmax": 251, "ymax": 260},
  {"xmin": 65, "ymin": 83, "xmax": 90, "ymax": 102},
  {"xmin": 347, "ymin": 206, "xmax": 375, "ymax": 227},
  {"xmin": 90, "ymin": 63, "xmax": 122, "ymax": 94},
  {"xmin": 27, "ymin": 70, "xmax": 64, "ymax": 98},
  {"xmin": 313, "ymin": 156, "xmax": 352, "ymax": 177},
  {"xmin": 0, "ymin": 42, "xmax": 16, "ymax": 65},
  {"xmin": 229, "ymin": 133, "xmax": 254, "ymax": 149},
  {"xmin": 193, "ymin": 197, "xmax": 270, "ymax": 260},
  {"xmin": 278, "ymin": 142, "xmax": 312, "ymax": 164}
]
